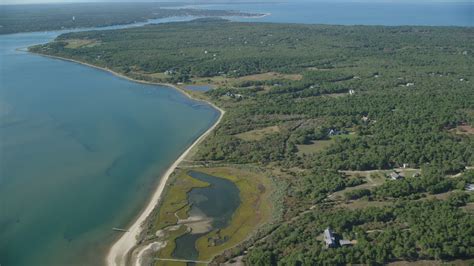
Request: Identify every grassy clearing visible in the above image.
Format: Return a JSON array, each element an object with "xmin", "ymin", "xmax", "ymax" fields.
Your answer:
[
  {"xmin": 388, "ymin": 258, "xmax": 474, "ymax": 266},
  {"xmin": 236, "ymin": 72, "xmax": 302, "ymax": 81},
  {"xmin": 462, "ymin": 202, "xmax": 474, "ymax": 214},
  {"xmin": 337, "ymin": 200, "xmax": 391, "ymax": 210},
  {"xmin": 297, "ymin": 134, "xmax": 358, "ymax": 156},
  {"xmin": 64, "ymin": 39, "xmax": 98, "ymax": 49},
  {"xmin": 191, "ymin": 76, "xmax": 228, "ymax": 85},
  {"xmin": 152, "ymin": 171, "xmax": 209, "ymax": 231},
  {"xmin": 148, "ymin": 72, "xmax": 169, "ymax": 80},
  {"xmin": 451, "ymin": 125, "xmax": 474, "ymax": 135},
  {"xmin": 297, "ymin": 139, "xmax": 334, "ymax": 155},
  {"xmin": 190, "ymin": 72, "xmax": 302, "ymax": 86},
  {"xmin": 234, "ymin": 125, "xmax": 280, "ymax": 141},
  {"xmin": 193, "ymin": 167, "xmax": 273, "ymax": 261}
]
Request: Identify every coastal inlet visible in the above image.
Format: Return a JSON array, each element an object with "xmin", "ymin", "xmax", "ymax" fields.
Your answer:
[{"xmin": 133, "ymin": 167, "xmax": 273, "ymax": 265}]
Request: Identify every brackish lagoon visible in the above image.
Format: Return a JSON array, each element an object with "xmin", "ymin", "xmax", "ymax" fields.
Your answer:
[{"xmin": 173, "ymin": 171, "xmax": 240, "ymax": 260}]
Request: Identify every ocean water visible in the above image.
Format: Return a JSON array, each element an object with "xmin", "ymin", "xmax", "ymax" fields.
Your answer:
[
  {"xmin": 0, "ymin": 28, "xmax": 219, "ymax": 265},
  {"xmin": 191, "ymin": 1, "xmax": 474, "ymax": 26}
]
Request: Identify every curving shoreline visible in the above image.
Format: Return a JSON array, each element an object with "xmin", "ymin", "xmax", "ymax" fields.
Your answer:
[{"xmin": 28, "ymin": 51, "xmax": 225, "ymax": 266}]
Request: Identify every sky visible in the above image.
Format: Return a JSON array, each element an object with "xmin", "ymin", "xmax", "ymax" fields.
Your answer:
[{"xmin": 1, "ymin": 0, "xmax": 469, "ymax": 4}]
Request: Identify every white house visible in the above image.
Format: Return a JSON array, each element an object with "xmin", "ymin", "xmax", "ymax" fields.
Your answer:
[
  {"xmin": 324, "ymin": 228, "xmax": 336, "ymax": 248},
  {"xmin": 389, "ymin": 172, "xmax": 403, "ymax": 180}
]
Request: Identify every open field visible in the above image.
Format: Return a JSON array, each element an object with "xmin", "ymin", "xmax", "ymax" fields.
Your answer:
[
  {"xmin": 451, "ymin": 125, "xmax": 474, "ymax": 135},
  {"xmin": 64, "ymin": 39, "xmax": 99, "ymax": 49},
  {"xmin": 297, "ymin": 134, "xmax": 357, "ymax": 156},
  {"xmin": 190, "ymin": 72, "xmax": 302, "ymax": 86},
  {"xmin": 297, "ymin": 139, "xmax": 334, "ymax": 155},
  {"xmin": 235, "ymin": 72, "xmax": 303, "ymax": 81},
  {"xmin": 235, "ymin": 125, "xmax": 280, "ymax": 141}
]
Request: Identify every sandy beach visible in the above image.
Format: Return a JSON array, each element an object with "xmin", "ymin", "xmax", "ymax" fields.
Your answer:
[
  {"xmin": 28, "ymin": 51, "xmax": 225, "ymax": 266},
  {"xmin": 106, "ymin": 108, "xmax": 224, "ymax": 266}
]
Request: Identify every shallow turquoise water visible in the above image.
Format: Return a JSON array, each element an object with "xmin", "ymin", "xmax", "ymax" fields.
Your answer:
[{"xmin": 0, "ymin": 29, "xmax": 218, "ymax": 265}]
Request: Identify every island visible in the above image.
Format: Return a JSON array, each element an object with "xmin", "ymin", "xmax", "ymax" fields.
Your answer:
[{"xmin": 29, "ymin": 18, "xmax": 474, "ymax": 265}]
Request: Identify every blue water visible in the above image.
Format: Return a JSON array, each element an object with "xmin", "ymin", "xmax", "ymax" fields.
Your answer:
[
  {"xmin": 190, "ymin": 1, "xmax": 473, "ymax": 26},
  {"xmin": 0, "ymin": 18, "xmax": 219, "ymax": 266}
]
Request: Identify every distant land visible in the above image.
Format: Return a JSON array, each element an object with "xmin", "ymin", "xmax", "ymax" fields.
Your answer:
[{"xmin": 0, "ymin": 3, "xmax": 262, "ymax": 34}]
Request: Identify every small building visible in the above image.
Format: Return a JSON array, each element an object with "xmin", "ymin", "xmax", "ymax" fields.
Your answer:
[
  {"xmin": 165, "ymin": 69, "xmax": 175, "ymax": 75},
  {"xmin": 388, "ymin": 172, "xmax": 403, "ymax": 180},
  {"xmin": 324, "ymin": 228, "xmax": 336, "ymax": 248},
  {"xmin": 224, "ymin": 92, "xmax": 243, "ymax": 99},
  {"xmin": 324, "ymin": 228, "xmax": 354, "ymax": 248},
  {"xmin": 328, "ymin": 129, "xmax": 347, "ymax": 136},
  {"xmin": 328, "ymin": 129, "xmax": 338, "ymax": 136},
  {"xmin": 466, "ymin": 184, "xmax": 474, "ymax": 191}
]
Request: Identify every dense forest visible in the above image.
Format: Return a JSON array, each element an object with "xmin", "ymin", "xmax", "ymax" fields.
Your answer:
[
  {"xmin": 31, "ymin": 19, "xmax": 474, "ymax": 264},
  {"xmin": 0, "ymin": 4, "xmax": 258, "ymax": 34}
]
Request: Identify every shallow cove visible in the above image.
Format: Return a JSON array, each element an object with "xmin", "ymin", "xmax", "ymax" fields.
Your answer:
[
  {"xmin": 0, "ymin": 30, "xmax": 218, "ymax": 265},
  {"xmin": 172, "ymin": 171, "xmax": 240, "ymax": 260}
]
